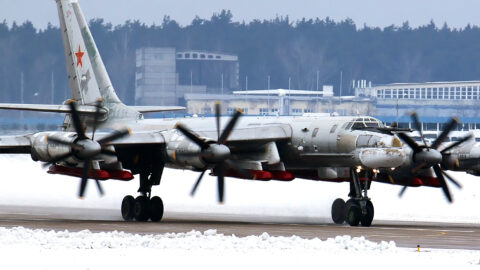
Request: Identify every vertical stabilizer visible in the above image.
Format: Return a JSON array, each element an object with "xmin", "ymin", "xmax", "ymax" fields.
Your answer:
[{"xmin": 56, "ymin": 0, "xmax": 122, "ymax": 106}]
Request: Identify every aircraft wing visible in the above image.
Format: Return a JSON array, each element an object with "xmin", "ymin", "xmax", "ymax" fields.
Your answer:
[
  {"xmin": 104, "ymin": 131, "xmax": 166, "ymax": 146},
  {"xmin": 130, "ymin": 106, "xmax": 185, "ymax": 113},
  {"xmin": 0, "ymin": 134, "xmax": 32, "ymax": 154},
  {"xmin": 0, "ymin": 103, "xmax": 104, "ymax": 114},
  {"xmin": 194, "ymin": 124, "xmax": 292, "ymax": 144}
]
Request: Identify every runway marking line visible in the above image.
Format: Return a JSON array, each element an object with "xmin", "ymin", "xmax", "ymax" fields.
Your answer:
[{"xmin": 374, "ymin": 226, "xmax": 474, "ymax": 233}]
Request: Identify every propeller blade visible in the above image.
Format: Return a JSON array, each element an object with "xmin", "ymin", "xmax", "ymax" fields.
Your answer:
[
  {"xmin": 219, "ymin": 109, "xmax": 242, "ymax": 144},
  {"xmin": 432, "ymin": 165, "xmax": 452, "ymax": 203},
  {"xmin": 97, "ymin": 128, "xmax": 131, "ymax": 145},
  {"xmin": 190, "ymin": 170, "xmax": 206, "ymax": 196},
  {"xmin": 431, "ymin": 117, "xmax": 458, "ymax": 149},
  {"xmin": 91, "ymin": 99, "xmax": 103, "ymax": 140},
  {"xmin": 441, "ymin": 134, "xmax": 473, "ymax": 153},
  {"xmin": 398, "ymin": 185, "xmax": 408, "ymax": 197},
  {"xmin": 217, "ymin": 163, "xmax": 225, "ymax": 203},
  {"xmin": 397, "ymin": 132, "xmax": 421, "ymax": 152},
  {"xmin": 94, "ymin": 180, "xmax": 104, "ymax": 196},
  {"xmin": 46, "ymin": 136, "xmax": 84, "ymax": 151},
  {"xmin": 441, "ymin": 170, "xmax": 462, "ymax": 189},
  {"xmin": 215, "ymin": 102, "xmax": 221, "ymax": 141},
  {"xmin": 68, "ymin": 101, "xmax": 88, "ymax": 140},
  {"xmin": 79, "ymin": 160, "xmax": 91, "ymax": 198},
  {"xmin": 410, "ymin": 112, "xmax": 428, "ymax": 147},
  {"xmin": 42, "ymin": 152, "xmax": 74, "ymax": 168},
  {"xmin": 89, "ymin": 163, "xmax": 104, "ymax": 196},
  {"xmin": 175, "ymin": 124, "xmax": 210, "ymax": 150}
]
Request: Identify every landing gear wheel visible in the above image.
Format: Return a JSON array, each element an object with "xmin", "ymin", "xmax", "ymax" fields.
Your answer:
[
  {"xmin": 331, "ymin": 198, "xmax": 346, "ymax": 224},
  {"xmin": 150, "ymin": 196, "xmax": 164, "ymax": 222},
  {"xmin": 134, "ymin": 196, "xmax": 150, "ymax": 221},
  {"xmin": 345, "ymin": 199, "xmax": 361, "ymax": 226},
  {"xmin": 121, "ymin": 195, "xmax": 135, "ymax": 221},
  {"xmin": 360, "ymin": 200, "xmax": 374, "ymax": 227}
]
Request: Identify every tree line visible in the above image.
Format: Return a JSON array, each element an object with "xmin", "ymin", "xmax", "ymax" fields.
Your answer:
[{"xmin": 1, "ymin": 11, "xmax": 480, "ymax": 105}]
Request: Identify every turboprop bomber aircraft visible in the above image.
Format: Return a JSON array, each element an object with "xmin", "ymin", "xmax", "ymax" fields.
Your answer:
[{"xmin": 0, "ymin": 0, "xmax": 476, "ymax": 227}]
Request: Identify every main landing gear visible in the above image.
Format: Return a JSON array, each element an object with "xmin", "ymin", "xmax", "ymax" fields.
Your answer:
[
  {"xmin": 331, "ymin": 168, "xmax": 374, "ymax": 227},
  {"xmin": 121, "ymin": 170, "xmax": 164, "ymax": 222}
]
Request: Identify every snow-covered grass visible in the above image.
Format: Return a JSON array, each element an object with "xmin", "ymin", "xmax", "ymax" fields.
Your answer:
[
  {"xmin": 0, "ymin": 226, "xmax": 479, "ymax": 270},
  {"xmin": 0, "ymin": 155, "xmax": 479, "ymax": 269}
]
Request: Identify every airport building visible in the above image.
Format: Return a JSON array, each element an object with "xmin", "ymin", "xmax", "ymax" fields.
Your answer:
[
  {"xmin": 185, "ymin": 86, "xmax": 375, "ymax": 116},
  {"xmin": 354, "ymin": 80, "xmax": 480, "ymax": 138},
  {"xmin": 135, "ymin": 47, "xmax": 239, "ymax": 106}
]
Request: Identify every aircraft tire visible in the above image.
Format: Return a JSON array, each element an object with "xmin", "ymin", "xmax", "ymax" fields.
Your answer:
[
  {"xmin": 331, "ymin": 198, "xmax": 346, "ymax": 224},
  {"xmin": 150, "ymin": 196, "xmax": 164, "ymax": 222},
  {"xmin": 121, "ymin": 195, "xmax": 135, "ymax": 221},
  {"xmin": 134, "ymin": 196, "xmax": 150, "ymax": 222},
  {"xmin": 345, "ymin": 200, "xmax": 361, "ymax": 226},
  {"xmin": 360, "ymin": 200, "xmax": 374, "ymax": 227}
]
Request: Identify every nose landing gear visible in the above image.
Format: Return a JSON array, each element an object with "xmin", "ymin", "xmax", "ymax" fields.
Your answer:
[{"xmin": 331, "ymin": 168, "xmax": 375, "ymax": 227}]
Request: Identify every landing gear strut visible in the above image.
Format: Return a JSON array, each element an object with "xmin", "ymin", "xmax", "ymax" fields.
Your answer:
[
  {"xmin": 121, "ymin": 169, "xmax": 164, "ymax": 222},
  {"xmin": 330, "ymin": 168, "xmax": 375, "ymax": 227}
]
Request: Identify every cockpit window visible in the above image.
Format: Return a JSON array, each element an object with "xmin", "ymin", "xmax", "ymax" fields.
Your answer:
[{"xmin": 350, "ymin": 117, "xmax": 383, "ymax": 130}]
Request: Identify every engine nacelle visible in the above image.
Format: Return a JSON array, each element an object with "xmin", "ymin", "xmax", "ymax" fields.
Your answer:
[
  {"xmin": 165, "ymin": 130, "xmax": 207, "ymax": 169},
  {"xmin": 30, "ymin": 132, "xmax": 78, "ymax": 163},
  {"xmin": 356, "ymin": 147, "xmax": 406, "ymax": 169}
]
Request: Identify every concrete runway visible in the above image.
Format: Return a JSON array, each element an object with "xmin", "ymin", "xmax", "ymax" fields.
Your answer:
[{"xmin": 0, "ymin": 205, "xmax": 478, "ymax": 250}]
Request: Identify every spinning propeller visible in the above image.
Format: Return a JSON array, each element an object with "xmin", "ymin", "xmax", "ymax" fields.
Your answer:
[
  {"xmin": 44, "ymin": 100, "xmax": 130, "ymax": 198},
  {"xmin": 174, "ymin": 103, "xmax": 244, "ymax": 203},
  {"xmin": 396, "ymin": 112, "xmax": 472, "ymax": 202}
]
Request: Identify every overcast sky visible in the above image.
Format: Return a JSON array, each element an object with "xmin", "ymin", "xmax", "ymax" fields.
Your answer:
[{"xmin": 1, "ymin": 0, "xmax": 480, "ymax": 29}]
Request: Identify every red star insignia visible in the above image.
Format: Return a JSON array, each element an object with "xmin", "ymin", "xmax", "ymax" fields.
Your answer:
[{"xmin": 75, "ymin": 45, "xmax": 85, "ymax": 67}]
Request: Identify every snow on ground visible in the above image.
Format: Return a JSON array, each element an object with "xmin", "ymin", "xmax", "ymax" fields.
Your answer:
[
  {"xmin": 0, "ymin": 227, "xmax": 479, "ymax": 269},
  {"xmin": 0, "ymin": 155, "xmax": 479, "ymax": 269}
]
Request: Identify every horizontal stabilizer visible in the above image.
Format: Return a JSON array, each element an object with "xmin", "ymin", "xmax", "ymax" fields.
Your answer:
[
  {"xmin": 0, "ymin": 103, "xmax": 106, "ymax": 115},
  {"xmin": 130, "ymin": 106, "xmax": 185, "ymax": 113}
]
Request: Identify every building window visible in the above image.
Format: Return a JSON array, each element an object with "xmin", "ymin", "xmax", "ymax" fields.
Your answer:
[
  {"xmin": 271, "ymin": 108, "xmax": 279, "ymax": 113},
  {"xmin": 385, "ymin": 90, "xmax": 391, "ymax": 99},
  {"xmin": 427, "ymin": 88, "xmax": 432, "ymax": 99},
  {"xmin": 185, "ymin": 53, "xmax": 190, "ymax": 58},
  {"xmin": 259, "ymin": 108, "xmax": 269, "ymax": 115},
  {"xmin": 292, "ymin": 108, "xmax": 302, "ymax": 115},
  {"xmin": 423, "ymin": 123, "xmax": 437, "ymax": 131},
  {"xmin": 227, "ymin": 107, "xmax": 235, "ymax": 114},
  {"xmin": 304, "ymin": 108, "xmax": 313, "ymax": 113}
]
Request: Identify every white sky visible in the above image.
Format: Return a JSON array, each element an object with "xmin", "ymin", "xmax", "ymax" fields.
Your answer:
[{"xmin": 1, "ymin": 0, "xmax": 480, "ymax": 29}]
